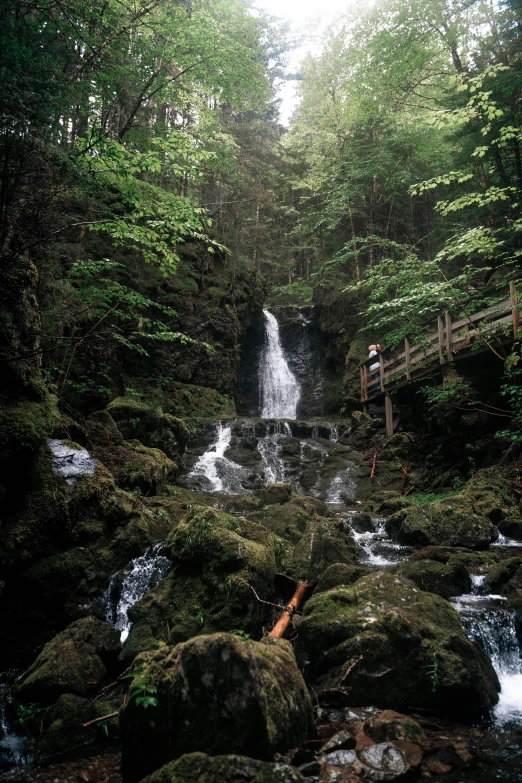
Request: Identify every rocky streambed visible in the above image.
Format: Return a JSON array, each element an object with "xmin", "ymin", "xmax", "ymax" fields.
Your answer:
[{"xmin": 3, "ymin": 310, "xmax": 522, "ymax": 783}]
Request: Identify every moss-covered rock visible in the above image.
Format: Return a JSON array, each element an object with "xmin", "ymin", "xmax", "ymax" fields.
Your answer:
[
  {"xmin": 315, "ymin": 564, "xmax": 371, "ymax": 594},
  {"xmin": 120, "ymin": 633, "xmax": 315, "ymax": 783},
  {"xmin": 392, "ymin": 560, "xmax": 471, "ymax": 599},
  {"xmin": 248, "ymin": 495, "xmax": 330, "ymax": 544},
  {"xmin": 386, "ymin": 496, "xmax": 499, "ymax": 549},
  {"xmin": 260, "ymin": 484, "xmax": 293, "ymax": 506},
  {"xmin": 287, "ymin": 524, "xmax": 360, "ymax": 582},
  {"xmin": 363, "ymin": 710, "xmax": 426, "ymax": 745},
  {"xmin": 121, "ymin": 508, "xmax": 276, "ymax": 659},
  {"xmin": 86, "ymin": 410, "xmax": 177, "ymax": 494},
  {"xmin": 38, "ymin": 693, "xmax": 119, "ymax": 756},
  {"xmin": 138, "ymin": 753, "xmax": 308, "ymax": 783},
  {"xmin": 106, "ymin": 397, "xmax": 189, "ymax": 464},
  {"xmin": 16, "ymin": 617, "xmax": 121, "ymax": 704},
  {"xmin": 299, "ymin": 571, "xmax": 499, "ymax": 720}
]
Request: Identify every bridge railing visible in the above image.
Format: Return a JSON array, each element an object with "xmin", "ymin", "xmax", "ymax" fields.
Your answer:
[{"xmin": 360, "ymin": 282, "xmax": 520, "ymax": 402}]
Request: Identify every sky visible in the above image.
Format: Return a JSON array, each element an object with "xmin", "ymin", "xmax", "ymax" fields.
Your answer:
[{"xmin": 252, "ymin": 0, "xmax": 352, "ymax": 124}]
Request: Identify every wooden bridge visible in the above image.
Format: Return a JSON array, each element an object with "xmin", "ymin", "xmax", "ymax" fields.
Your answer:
[{"xmin": 360, "ymin": 281, "xmax": 520, "ymax": 437}]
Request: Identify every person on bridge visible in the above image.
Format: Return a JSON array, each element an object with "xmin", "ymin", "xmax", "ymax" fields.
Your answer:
[{"xmin": 369, "ymin": 344, "xmax": 382, "ymax": 381}]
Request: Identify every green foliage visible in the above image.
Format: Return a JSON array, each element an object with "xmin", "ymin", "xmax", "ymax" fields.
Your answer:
[
  {"xmin": 16, "ymin": 703, "xmax": 50, "ymax": 734},
  {"xmin": 423, "ymin": 652, "xmax": 440, "ymax": 693},
  {"xmin": 122, "ymin": 673, "xmax": 159, "ymax": 710},
  {"xmin": 497, "ymin": 348, "xmax": 522, "ymax": 443}
]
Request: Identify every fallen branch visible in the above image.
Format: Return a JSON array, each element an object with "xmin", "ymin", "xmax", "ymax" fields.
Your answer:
[
  {"xmin": 370, "ymin": 451, "xmax": 377, "ymax": 480},
  {"xmin": 268, "ymin": 582, "xmax": 309, "ymax": 639},
  {"xmin": 83, "ymin": 711, "xmax": 119, "ymax": 728},
  {"xmin": 250, "ymin": 585, "xmax": 285, "ymax": 612},
  {"xmin": 341, "ymin": 654, "xmax": 363, "ymax": 682}
]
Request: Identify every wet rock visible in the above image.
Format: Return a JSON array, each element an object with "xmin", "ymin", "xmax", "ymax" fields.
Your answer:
[
  {"xmin": 16, "ymin": 617, "xmax": 121, "ymax": 704},
  {"xmin": 138, "ymin": 752, "xmax": 308, "ymax": 783},
  {"xmin": 386, "ymin": 496, "xmax": 498, "ymax": 549},
  {"xmin": 121, "ymin": 507, "xmax": 275, "ymax": 659},
  {"xmin": 319, "ymin": 765, "xmax": 361, "ymax": 782},
  {"xmin": 322, "ymin": 742, "xmax": 410, "ymax": 781},
  {"xmin": 363, "ymin": 710, "xmax": 426, "ymax": 745},
  {"xmin": 321, "ymin": 730, "xmax": 357, "ymax": 753},
  {"xmin": 299, "ymin": 571, "xmax": 499, "ymax": 720},
  {"xmin": 120, "ymin": 633, "xmax": 315, "ymax": 782},
  {"xmin": 392, "ymin": 560, "xmax": 471, "ymax": 599},
  {"xmin": 261, "ymin": 483, "xmax": 293, "ymax": 505},
  {"xmin": 351, "ymin": 513, "xmax": 375, "ymax": 533},
  {"xmin": 498, "ymin": 517, "xmax": 522, "ymax": 540},
  {"xmin": 248, "ymin": 495, "xmax": 330, "ymax": 544},
  {"xmin": 315, "ymin": 564, "xmax": 370, "ymax": 594}
]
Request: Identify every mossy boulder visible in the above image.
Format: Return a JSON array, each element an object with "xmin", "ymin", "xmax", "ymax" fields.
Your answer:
[
  {"xmin": 386, "ymin": 496, "xmax": 498, "ymax": 549},
  {"xmin": 16, "ymin": 617, "xmax": 121, "ymax": 704},
  {"xmin": 248, "ymin": 495, "xmax": 330, "ymax": 544},
  {"xmin": 86, "ymin": 410, "xmax": 177, "ymax": 494},
  {"xmin": 120, "ymin": 633, "xmax": 315, "ymax": 783},
  {"xmin": 315, "ymin": 564, "xmax": 371, "ymax": 594},
  {"xmin": 485, "ymin": 557, "xmax": 522, "ymax": 595},
  {"xmin": 139, "ymin": 753, "xmax": 308, "ymax": 783},
  {"xmin": 299, "ymin": 571, "xmax": 499, "ymax": 720},
  {"xmin": 106, "ymin": 397, "xmax": 189, "ymax": 463},
  {"xmin": 0, "ymin": 396, "xmax": 59, "ymax": 460},
  {"xmin": 37, "ymin": 693, "xmax": 119, "ymax": 756},
  {"xmin": 287, "ymin": 523, "xmax": 360, "ymax": 582},
  {"xmin": 363, "ymin": 710, "xmax": 426, "ymax": 745},
  {"xmin": 121, "ymin": 508, "xmax": 276, "ymax": 659},
  {"xmin": 498, "ymin": 518, "xmax": 522, "ymax": 540},
  {"xmin": 260, "ymin": 484, "xmax": 293, "ymax": 506},
  {"xmin": 392, "ymin": 560, "xmax": 471, "ymax": 599}
]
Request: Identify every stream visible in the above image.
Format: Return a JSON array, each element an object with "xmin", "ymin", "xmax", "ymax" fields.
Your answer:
[{"xmin": 3, "ymin": 307, "xmax": 522, "ymax": 780}]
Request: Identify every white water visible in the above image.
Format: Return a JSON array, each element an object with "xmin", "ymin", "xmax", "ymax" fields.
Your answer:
[
  {"xmin": 260, "ymin": 310, "xmax": 300, "ymax": 419},
  {"xmin": 48, "ymin": 439, "xmax": 97, "ymax": 484},
  {"xmin": 257, "ymin": 422, "xmax": 292, "ymax": 485},
  {"xmin": 327, "ymin": 468, "xmax": 357, "ymax": 504},
  {"xmin": 188, "ymin": 422, "xmax": 235, "ymax": 492},
  {"xmin": 105, "ymin": 546, "xmax": 171, "ymax": 642},
  {"xmin": 453, "ymin": 581, "xmax": 522, "ymax": 724},
  {"xmin": 348, "ymin": 518, "xmax": 411, "ymax": 566}
]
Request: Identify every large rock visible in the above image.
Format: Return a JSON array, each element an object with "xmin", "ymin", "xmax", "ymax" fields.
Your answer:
[
  {"xmin": 386, "ymin": 496, "xmax": 498, "ymax": 549},
  {"xmin": 120, "ymin": 633, "xmax": 315, "ymax": 783},
  {"xmin": 299, "ymin": 571, "xmax": 499, "ymax": 720},
  {"xmin": 248, "ymin": 494, "xmax": 330, "ymax": 544},
  {"xmin": 16, "ymin": 617, "xmax": 121, "ymax": 704},
  {"xmin": 106, "ymin": 397, "xmax": 189, "ymax": 465},
  {"xmin": 392, "ymin": 559, "xmax": 471, "ymax": 599},
  {"xmin": 139, "ymin": 753, "xmax": 308, "ymax": 783},
  {"xmin": 38, "ymin": 693, "xmax": 119, "ymax": 756},
  {"xmin": 121, "ymin": 508, "xmax": 276, "ymax": 660}
]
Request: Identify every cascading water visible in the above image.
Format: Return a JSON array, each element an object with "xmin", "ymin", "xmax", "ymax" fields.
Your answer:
[
  {"xmin": 260, "ymin": 310, "xmax": 300, "ymax": 420},
  {"xmin": 188, "ymin": 421, "xmax": 242, "ymax": 493},
  {"xmin": 257, "ymin": 422, "xmax": 292, "ymax": 485},
  {"xmin": 453, "ymin": 580, "xmax": 522, "ymax": 724},
  {"xmin": 105, "ymin": 546, "xmax": 171, "ymax": 642}
]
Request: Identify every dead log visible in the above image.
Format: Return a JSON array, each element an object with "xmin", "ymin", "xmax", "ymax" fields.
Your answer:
[{"xmin": 268, "ymin": 582, "xmax": 309, "ymax": 639}]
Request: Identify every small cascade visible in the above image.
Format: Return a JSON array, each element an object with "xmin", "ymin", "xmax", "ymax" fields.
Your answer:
[
  {"xmin": 453, "ymin": 580, "xmax": 522, "ymax": 724},
  {"xmin": 348, "ymin": 518, "xmax": 412, "ymax": 567},
  {"xmin": 493, "ymin": 533, "xmax": 522, "ymax": 548},
  {"xmin": 0, "ymin": 675, "xmax": 33, "ymax": 772},
  {"xmin": 329, "ymin": 424, "xmax": 339, "ymax": 442},
  {"xmin": 326, "ymin": 468, "xmax": 357, "ymax": 504},
  {"xmin": 105, "ymin": 546, "xmax": 171, "ymax": 643},
  {"xmin": 260, "ymin": 310, "xmax": 300, "ymax": 419},
  {"xmin": 257, "ymin": 422, "xmax": 292, "ymax": 485},
  {"xmin": 188, "ymin": 422, "xmax": 240, "ymax": 493}
]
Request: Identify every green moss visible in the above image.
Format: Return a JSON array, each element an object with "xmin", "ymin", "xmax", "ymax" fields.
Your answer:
[
  {"xmin": 299, "ymin": 571, "xmax": 499, "ymax": 720},
  {"xmin": 0, "ymin": 396, "xmax": 59, "ymax": 456},
  {"xmin": 392, "ymin": 559, "xmax": 471, "ymax": 599},
  {"xmin": 120, "ymin": 634, "xmax": 314, "ymax": 783},
  {"xmin": 139, "ymin": 753, "xmax": 308, "ymax": 783},
  {"xmin": 38, "ymin": 694, "xmax": 120, "ymax": 756}
]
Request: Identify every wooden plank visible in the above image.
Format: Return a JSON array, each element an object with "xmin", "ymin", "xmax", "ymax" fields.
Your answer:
[
  {"xmin": 511, "ymin": 281, "xmax": 520, "ymax": 339},
  {"xmin": 360, "ymin": 366, "xmax": 365, "ymax": 402},
  {"xmin": 363, "ymin": 365, "xmax": 369, "ymax": 402},
  {"xmin": 385, "ymin": 393, "xmax": 394, "ymax": 437},
  {"xmin": 379, "ymin": 353, "xmax": 385, "ymax": 391},
  {"xmin": 405, "ymin": 337, "xmax": 411, "ymax": 380},
  {"xmin": 438, "ymin": 316, "xmax": 445, "ymax": 363},
  {"xmin": 445, "ymin": 311, "xmax": 452, "ymax": 361}
]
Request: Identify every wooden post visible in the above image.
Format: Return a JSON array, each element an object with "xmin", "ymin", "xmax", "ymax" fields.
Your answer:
[
  {"xmin": 510, "ymin": 281, "xmax": 520, "ymax": 339},
  {"xmin": 362, "ymin": 402, "xmax": 369, "ymax": 414},
  {"xmin": 360, "ymin": 366, "xmax": 365, "ymax": 402},
  {"xmin": 385, "ymin": 393, "xmax": 394, "ymax": 438},
  {"xmin": 379, "ymin": 353, "xmax": 385, "ymax": 391},
  {"xmin": 445, "ymin": 311, "xmax": 452, "ymax": 361},
  {"xmin": 438, "ymin": 316, "xmax": 445, "ymax": 363},
  {"xmin": 405, "ymin": 337, "xmax": 411, "ymax": 380},
  {"xmin": 363, "ymin": 364, "xmax": 369, "ymax": 400}
]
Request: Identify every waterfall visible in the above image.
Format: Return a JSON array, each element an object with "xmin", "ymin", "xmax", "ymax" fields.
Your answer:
[
  {"xmin": 188, "ymin": 422, "xmax": 234, "ymax": 492},
  {"xmin": 260, "ymin": 310, "xmax": 300, "ymax": 420},
  {"xmin": 257, "ymin": 422, "xmax": 292, "ymax": 485},
  {"xmin": 104, "ymin": 546, "xmax": 171, "ymax": 643}
]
